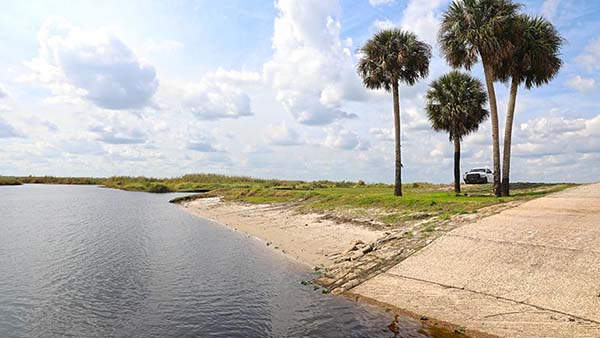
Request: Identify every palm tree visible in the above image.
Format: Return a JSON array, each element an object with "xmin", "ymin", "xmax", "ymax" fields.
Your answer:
[
  {"xmin": 357, "ymin": 29, "xmax": 431, "ymax": 196},
  {"xmin": 439, "ymin": 0, "xmax": 521, "ymax": 197},
  {"xmin": 425, "ymin": 71, "xmax": 489, "ymax": 194},
  {"xmin": 496, "ymin": 15, "xmax": 564, "ymax": 196}
]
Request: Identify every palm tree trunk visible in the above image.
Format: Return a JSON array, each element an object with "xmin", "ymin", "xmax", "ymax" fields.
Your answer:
[
  {"xmin": 502, "ymin": 77, "xmax": 519, "ymax": 196},
  {"xmin": 392, "ymin": 81, "xmax": 402, "ymax": 196},
  {"xmin": 454, "ymin": 138, "xmax": 461, "ymax": 194},
  {"xmin": 482, "ymin": 60, "xmax": 502, "ymax": 197}
]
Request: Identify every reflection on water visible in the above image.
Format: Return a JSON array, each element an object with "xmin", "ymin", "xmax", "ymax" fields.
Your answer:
[{"xmin": 0, "ymin": 184, "xmax": 433, "ymax": 338}]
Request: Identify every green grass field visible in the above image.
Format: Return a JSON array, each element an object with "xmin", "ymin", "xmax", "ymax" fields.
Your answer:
[
  {"xmin": 199, "ymin": 182, "xmax": 574, "ymax": 225},
  {"xmin": 2, "ymin": 174, "xmax": 574, "ymax": 225},
  {"xmin": 0, "ymin": 176, "xmax": 22, "ymax": 185}
]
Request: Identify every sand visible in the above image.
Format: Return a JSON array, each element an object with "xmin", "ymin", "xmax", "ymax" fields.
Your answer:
[
  {"xmin": 180, "ymin": 197, "xmax": 384, "ymax": 268},
  {"xmin": 179, "ymin": 184, "xmax": 600, "ymax": 338}
]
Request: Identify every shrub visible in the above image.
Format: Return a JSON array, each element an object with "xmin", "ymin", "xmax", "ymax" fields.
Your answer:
[{"xmin": 148, "ymin": 183, "xmax": 170, "ymax": 193}]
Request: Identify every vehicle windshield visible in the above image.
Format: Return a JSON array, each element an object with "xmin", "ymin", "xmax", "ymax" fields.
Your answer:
[{"xmin": 471, "ymin": 169, "xmax": 486, "ymax": 173}]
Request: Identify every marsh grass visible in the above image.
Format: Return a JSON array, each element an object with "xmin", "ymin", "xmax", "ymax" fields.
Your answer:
[
  {"xmin": 201, "ymin": 182, "xmax": 575, "ymax": 225},
  {"xmin": 0, "ymin": 176, "xmax": 22, "ymax": 185},
  {"xmin": 2, "ymin": 174, "xmax": 574, "ymax": 225}
]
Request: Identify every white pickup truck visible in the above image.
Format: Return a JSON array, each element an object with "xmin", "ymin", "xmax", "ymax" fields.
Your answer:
[{"xmin": 463, "ymin": 167, "xmax": 493, "ymax": 184}]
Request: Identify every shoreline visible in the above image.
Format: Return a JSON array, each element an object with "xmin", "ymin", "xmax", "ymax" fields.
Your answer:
[
  {"xmin": 177, "ymin": 195, "xmax": 524, "ymax": 294},
  {"xmin": 176, "ymin": 184, "xmax": 600, "ymax": 338},
  {"xmin": 178, "ymin": 197, "xmax": 385, "ymax": 269},
  {"xmin": 176, "ymin": 196, "xmax": 515, "ymax": 338}
]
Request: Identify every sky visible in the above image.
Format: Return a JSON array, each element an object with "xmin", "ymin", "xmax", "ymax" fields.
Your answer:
[{"xmin": 0, "ymin": 0, "xmax": 599, "ymax": 183}]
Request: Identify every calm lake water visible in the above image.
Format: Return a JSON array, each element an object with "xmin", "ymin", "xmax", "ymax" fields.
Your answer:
[{"xmin": 0, "ymin": 184, "xmax": 433, "ymax": 338}]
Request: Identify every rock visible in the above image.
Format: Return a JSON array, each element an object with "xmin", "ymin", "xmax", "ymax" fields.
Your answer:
[
  {"xmin": 331, "ymin": 288, "xmax": 344, "ymax": 295},
  {"xmin": 343, "ymin": 239, "xmax": 365, "ymax": 254},
  {"xmin": 349, "ymin": 250, "xmax": 364, "ymax": 261},
  {"xmin": 341, "ymin": 279, "xmax": 361, "ymax": 290},
  {"xmin": 314, "ymin": 276, "xmax": 336, "ymax": 285},
  {"xmin": 334, "ymin": 256, "xmax": 351, "ymax": 264}
]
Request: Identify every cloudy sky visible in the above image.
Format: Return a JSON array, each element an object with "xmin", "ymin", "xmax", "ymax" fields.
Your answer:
[{"xmin": 0, "ymin": 0, "xmax": 598, "ymax": 183}]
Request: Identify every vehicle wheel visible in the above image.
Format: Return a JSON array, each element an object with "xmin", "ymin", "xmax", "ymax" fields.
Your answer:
[{"xmin": 483, "ymin": 178, "xmax": 488, "ymax": 184}]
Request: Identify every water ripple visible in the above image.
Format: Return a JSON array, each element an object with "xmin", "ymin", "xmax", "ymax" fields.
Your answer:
[{"xmin": 0, "ymin": 185, "xmax": 433, "ymax": 338}]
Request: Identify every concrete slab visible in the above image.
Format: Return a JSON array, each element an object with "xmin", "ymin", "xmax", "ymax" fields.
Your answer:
[
  {"xmin": 353, "ymin": 183, "xmax": 600, "ymax": 337},
  {"xmin": 354, "ymin": 273, "xmax": 600, "ymax": 338}
]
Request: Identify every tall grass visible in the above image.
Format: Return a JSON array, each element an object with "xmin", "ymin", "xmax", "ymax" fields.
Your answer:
[
  {"xmin": 0, "ymin": 176, "xmax": 22, "ymax": 185},
  {"xmin": 16, "ymin": 176, "xmax": 103, "ymax": 185},
  {"xmin": 2, "ymin": 174, "xmax": 367, "ymax": 193}
]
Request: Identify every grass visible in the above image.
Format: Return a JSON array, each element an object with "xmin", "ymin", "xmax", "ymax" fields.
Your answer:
[
  {"xmin": 2, "ymin": 174, "xmax": 575, "ymax": 225},
  {"xmin": 14, "ymin": 176, "xmax": 103, "ymax": 185},
  {"xmin": 99, "ymin": 174, "xmax": 356, "ymax": 193},
  {"xmin": 0, "ymin": 176, "xmax": 22, "ymax": 185},
  {"xmin": 199, "ymin": 181, "xmax": 575, "ymax": 225},
  {"xmin": 0, "ymin": 174, "xmax": 356, "ymax": 193}
]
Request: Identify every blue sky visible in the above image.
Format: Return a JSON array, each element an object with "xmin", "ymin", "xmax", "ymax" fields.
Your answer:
[{"xmin": 0, "ymin": 0, "xmax": 599, "ymax": 183}]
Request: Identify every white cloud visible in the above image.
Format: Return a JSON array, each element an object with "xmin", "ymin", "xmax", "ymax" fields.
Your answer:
[
  {"xmin": 369, "ymin": 0, "xmax": 395, "ymax": 6},
  {"xmin": 400, "ymin": 0, "xmax": 448, "ymax": 46},
  {"xmin": 41, "ymin": 120, "xmax": 59, "ymax": 132},
  {"xmin": 89, "ymin": 121, "xmax": 147, "ymax": 145},
  {"xmin": 264, "ymin": 121, "xmax": 303, "ymax": 145},
  {"xmin": 369, "ymin": 127, "xmax": 394, "ymax": 141},
  {"xmin": 403, "ymin": 105, "xmax": 431, "ymax": 131},
  {"xmin": 263, "ymin": 0, "xmax": 364, "ymax": 125},
  {"xmin": 322, "ymin": 124, "xmax": 370, "ymax": 150},
  {"xmin": 0, "ymin": 117, "xmax": 22, "ymax": 138},
  {"xmin": 514, "ymin": 115, "xmax": 600, "ymax": 159},
  {"xmin": 213, "ymin": 68, "xmax": 261, "ymax": 85},
  {"xmin": 464, "ymin": 127, "xmax": 490, "ymax": 146},
  {"xmin": 60, "ymin": 137, "xmax": 105, "ymax": 155},
  {"xmin": 580, "ymin": 115, "xmax": 600, "ymax": 138},
  {"xmin": 187, "ymin": 140, "xmax": 224, "ymax": 153},
  {"xmin": 576, "ymin": 38, "xmax": 600, "ymax": 71},
  {"xmin": 372, "ymin": 19, "xmax": 396, "ymax": 31},
  {"xmin": 2, "ymin": 1, "xmax": 597, "ymax": 184},
  {"xmin": 429, "ymin": 141, "xmax": 452, "ymax": 158},
  {"xmin": 26, "ymin": 17, "xmax": 158, "ymax": 110},
  {"xmin": 566, "ymin": 75, "xmax": 596, "ymax": 93},
  {"xmin": 0, "ymin": 84, "xmax": 8, "ymax": 98},
  {"xmin": 519, "ymin": 116, "xmax": 586, "ymax": 139},
  {"xmin": 243, "ymin": 144, "xmax": 273, "ymax": 154},
  {"xmin": 182, "ymin": 81, "xmax": 252, "ymax": 120},
  {"xmin": 512, "ymin": 142, "xmax": 563, "ymax": 158},
  {"xmin": 141, "ymin": 39, "xmax": 184, "ymax": 54},
  {"xmin": 540, "ymin": 0, "xmax": 560, "ymax": 20}
]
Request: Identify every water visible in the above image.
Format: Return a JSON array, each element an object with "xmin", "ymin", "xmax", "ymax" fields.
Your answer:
[{"xmin": 0, "ymin": 184, "xmax": 432, "ymax": 338}]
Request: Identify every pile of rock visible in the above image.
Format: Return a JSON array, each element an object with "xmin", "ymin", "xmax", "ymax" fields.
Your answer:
[
  {"xmin": 314, "ymin": 202, "xmax": 524, "ymax": 295},
  {"xmin": 315, "ymin": 229, "xmax": 420, "ymax": 295}
]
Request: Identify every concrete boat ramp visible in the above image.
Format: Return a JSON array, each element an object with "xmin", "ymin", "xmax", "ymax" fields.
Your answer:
[{"xmin": 353, "ymin": 183, "xmax": 600, "ymax": 338}]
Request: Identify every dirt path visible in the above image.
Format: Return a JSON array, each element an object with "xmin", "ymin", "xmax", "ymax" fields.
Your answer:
[{"xmin": 351, "ymin": 183, "xmax": 600, "ymax": 338}]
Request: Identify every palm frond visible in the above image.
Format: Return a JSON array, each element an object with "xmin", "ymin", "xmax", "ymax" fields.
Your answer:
[
  {"xmin": 439, "ymin": 0, "xmax": 521, "ymax": 71},
  {"xmin": 357, "ymin": 29, "xmax": 432, "ymax": 91},
  {"xmin": 425, "ymin": 71, "xmax": 489, "ymax": 142},
  {"xmin": 494, "ymin": 14, "xmax": 564, "ymax": 88}
]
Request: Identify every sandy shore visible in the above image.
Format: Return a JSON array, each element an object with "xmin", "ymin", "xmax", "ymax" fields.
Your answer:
[
  {"xmin": 175, "ymin": 187, "xmax": 600, "ymax": 338},
  {"xmin": 178, "ymin": 198, "xmax": 552, "ymax": 338},
  {"xmin": 180, "ymin": 197, "xmax": 385, "ymax": 268},
  {"xmin": 177, "ymin": 196, "xmax": 513, "ymax": 338}
]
